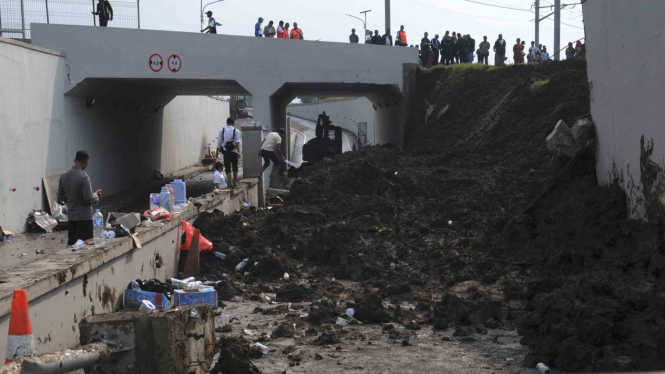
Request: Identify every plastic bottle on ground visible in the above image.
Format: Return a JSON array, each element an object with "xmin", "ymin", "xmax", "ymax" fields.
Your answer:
[
  {"xmin": 159, "ymin": 187, "xmax": 173, "ymax": 213},
  {"xmin": 236, "ymin": 258, "xmax": 249, "ymax": 272},
  {"xmin": 131, "ymin": 280, "xmax": 141, "ymax": 290},
  {"xmin": 536, "ymin": 363, "xmax": 551, "ymax": 374},
  {"xmin": 93, "ymin": 209, "xmax": 105, "ymax": 248},
  {"xmin": 72, "ymin": 239, "xmax": 84, "ymax": 250},
  {"xmin": 214, "ymin": 252, "xmax": 226, "ymax": 259}
]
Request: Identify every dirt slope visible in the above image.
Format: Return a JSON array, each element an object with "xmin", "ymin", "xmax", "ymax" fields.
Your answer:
[{"xmin": 196, "ymin": 60, "xmax": 665, "ymax": 372}]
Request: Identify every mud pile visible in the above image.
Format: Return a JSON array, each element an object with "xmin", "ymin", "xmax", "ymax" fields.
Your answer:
[{"xmin": 196, "ymin": 60, "xmax": 665, "ymax": 371}]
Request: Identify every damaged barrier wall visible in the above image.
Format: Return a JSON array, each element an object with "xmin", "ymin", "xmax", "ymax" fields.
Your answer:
[
  {"xmin": 584, "ymin": 1, "xmax": 665, "ymax": 221},
  {"xmin": 0, "ymin": 38, "xmax": 229, "ymax": 233},
  {"xmin": 0, "ymin": 181, "xmax": 259, "ymax": 359},
  {"xmin": 287, "ymin": 98, "xmax": 376, "ymax": 144}
]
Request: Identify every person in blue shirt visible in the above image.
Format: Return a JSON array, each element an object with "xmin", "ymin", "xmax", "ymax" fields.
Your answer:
[{"xmin": 255, "ymin": 17, "xmax": 264, "ymax": 37}]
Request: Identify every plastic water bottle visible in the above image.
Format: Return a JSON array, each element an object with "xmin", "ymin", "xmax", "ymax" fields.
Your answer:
[
  {"xmin": 159, "ymin": 187, "xmax": 173, "ymax": 213},
  {"xmin": 214, "ymin": 252, "xmax": 226, "ymax": 259},
  {"xmin": 93, "ymin": 209, "xmax": 104, "ymax": 248},
  {"xmin": 537, "ymin": 363, "xmax": 551, "ymax": 374},
  {"xmin": 236, "ymin": 258, "xmax": 249, "ymax": 272},
  {"xmin": 131, "ymin": 280, "xmax": 141, "ymax": 290}
]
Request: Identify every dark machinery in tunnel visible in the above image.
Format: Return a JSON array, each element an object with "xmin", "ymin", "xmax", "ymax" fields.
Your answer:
[{"xmin": 302, "ymin": 112, "xmax": 343, "ymax": 163}]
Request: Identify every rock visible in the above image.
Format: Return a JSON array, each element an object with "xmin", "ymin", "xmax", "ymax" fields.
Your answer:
[
  {"xmin": 282, "ymin": 345, "xmax": 296, "ymax": 355},
  {"xmin": 475, "ymin": 325, "xmax": 488, "ymax": 335},
  {"xmin": 483, "ymin": 318, "xmax": 501, "ymax": 329},
  {"xmin": 315, "ymin": 353, "xmax": 323, "ymax": 360},
  {"xmin": 570, "ymin": 118, "xmax": 595, "ymax": 146},
  {"xmin": 453, "ymin": 326, "xmax": 474, "ymax": 337},
  {"xmin": 405, "ymin": 321, "xmax": 421, "ymax": 330},
  {"xmin": 248, "ymin": 345, "xmax": 264, "ymax": 359},
  {"xmin": 290, "ymin": 348, "xmax": 303, "ymax": 361},
  {"xmin": 271, "ymin": 323, "xmax": 296, "ymax": 339},
  {"xmin": 216, "ymin": 324, "xmax": 233, "ymax": 333},
  {"xmin": 313, "ymin": 331, "xmax": 341, "ymax": 345},
  {"xmin": 276, "ymin": 283, "xmax": 313, "ymax": 302},
  {"xmin": 382, "ymin": 323, "xmax": 395, "ymax": 331},
  {"xmin": 433, "ymin": 319, "xmax": 448, "ymax": 330},
  {"xmin": 355, "ymin": 293, "xmax": 391, "ymax": 323},
  {"xmin": 546, "ymin": 120, "xmax": 577, "ymax": 157}
]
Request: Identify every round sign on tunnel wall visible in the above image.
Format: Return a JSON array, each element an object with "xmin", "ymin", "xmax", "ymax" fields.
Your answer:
[
  {"xmin": 168, "ymin": 55, "xmax": 182, "ymax": 73},
  {"xmin": 149, "ymin": 53, "xmax": 163, "ymax": 72}
]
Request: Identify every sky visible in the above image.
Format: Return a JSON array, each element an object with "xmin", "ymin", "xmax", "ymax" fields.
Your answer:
[{"xmin": 140, "ymin": 0, "xmax": 585, "ymax": 60}]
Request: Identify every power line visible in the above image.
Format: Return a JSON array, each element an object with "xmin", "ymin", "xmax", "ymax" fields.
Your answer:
[
  {"xmin": 462, "ymin": 0, "xmax": 533, "ymax": 12},
  {"xmin": 399, "ymin": 0, "xmax": 532, "ymax": 22}
]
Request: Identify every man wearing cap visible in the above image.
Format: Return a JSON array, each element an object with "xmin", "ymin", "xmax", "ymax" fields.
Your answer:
[
  {"xmin": 255, "ymin": 17, "xmax": 264, "ymax": 37},
  {"xmin": 57, "ymin": 151, "xmax": 102, "ymax": 246},
  {"xmin": 258, "ymin": 128, "xmax": 286, "ymax": 179},
  {"xmin": 201, "ymin": 11, "xmax": 221, "ymax": 34}
]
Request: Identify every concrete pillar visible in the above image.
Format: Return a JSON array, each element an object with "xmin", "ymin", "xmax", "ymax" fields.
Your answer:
[{"xmin": 241, "ymin": 125, "xmax": 267, "ymax": 206}]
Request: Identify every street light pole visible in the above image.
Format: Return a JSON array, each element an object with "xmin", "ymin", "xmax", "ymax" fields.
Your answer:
[
  {"xmin": 346, "ymin": 14, "xmax": 365, "ymax": 40},
  {"xmin": 360, "ymin": 9, "xmax": 371, "ymax": 39},
  {"xmin": 554, "ymin": 0, "xmax": 561, "ymax": 60},
  {"xmin": 201, "ymin": 0, "xmax": 224, "ymax": 31}
]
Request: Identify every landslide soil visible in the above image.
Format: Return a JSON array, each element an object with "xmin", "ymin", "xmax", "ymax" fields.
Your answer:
[{"xmin": 197, "ymin": 59, "xmax": 665, "ymax": 372}]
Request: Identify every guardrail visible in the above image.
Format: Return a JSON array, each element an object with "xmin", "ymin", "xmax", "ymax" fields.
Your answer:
[{"xmin": 0, "ymin": 0, "xmax": 139, "ymax": 39}]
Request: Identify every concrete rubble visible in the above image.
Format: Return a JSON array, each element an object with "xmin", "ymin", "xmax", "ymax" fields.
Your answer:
[{"xmin": 546, "ymin": 120, "xmax": 578, "ymax": 157}]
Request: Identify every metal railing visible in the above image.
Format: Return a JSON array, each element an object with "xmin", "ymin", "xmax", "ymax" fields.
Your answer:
[{"xmin": 0, "ymin": 0, "xmax": 139, "ymax": 39}]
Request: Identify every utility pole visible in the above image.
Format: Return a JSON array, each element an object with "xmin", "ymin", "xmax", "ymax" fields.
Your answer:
[
  {"xmin": 385, "ymin": 0, "xmax": 391, "ymax": 36},
  {"xmin": 534, "ymin": 0, "xmax": 539, "ymax": 47},
  {"xmin": 554, "ymin": 0, "xmax": 561, "ymax": 60}
]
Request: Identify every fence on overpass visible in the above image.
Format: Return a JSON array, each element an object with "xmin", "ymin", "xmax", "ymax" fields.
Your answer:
[{"xmin": 0, "ymin": 0, "xmax": 139, "ymax": 39}]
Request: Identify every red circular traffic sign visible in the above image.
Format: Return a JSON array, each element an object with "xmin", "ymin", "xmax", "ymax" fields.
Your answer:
[
  {"xmin": 149, "ymin": 54, "xmax": 163, "ymax": 72},
  {"xmin": 168, "ymin": 55, "xmax": 182, "ymax": 73}
]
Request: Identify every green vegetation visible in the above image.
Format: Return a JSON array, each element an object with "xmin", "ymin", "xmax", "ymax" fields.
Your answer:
[
  {"xmin": 422, "ymin": 63, "xmax": 500, "ymax": 85},
  {"xmin": 530, "ymin": 79, "xmax": 550, "ymax": 91}
]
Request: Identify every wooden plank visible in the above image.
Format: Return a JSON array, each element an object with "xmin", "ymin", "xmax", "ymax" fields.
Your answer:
[{"xmin": 42, "ymin": 174, "xmax": 62, "ymax": 214}]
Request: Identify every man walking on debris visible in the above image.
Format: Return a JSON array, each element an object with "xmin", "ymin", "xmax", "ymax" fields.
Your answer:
[
  {"xmin": 57, "ymin": 151, "xmax": 102, "ymax": 245},
  {"xmin": 216, "ymin": 118, "xmax": 242, "ymax": 189},
  {"xmin": 92, "ymin": 0, "xmax": 113, "ymax": 27},
  {"xmin": 259, "ymin": 128, "xmax": 286, "ymax": 179}
]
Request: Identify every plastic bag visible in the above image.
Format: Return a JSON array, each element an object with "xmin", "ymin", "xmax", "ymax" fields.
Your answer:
[
  {"xmin": 179, "ymin": 220, "xmax": 213, "ymax": 252},
  {"xmin": 52, "ymin": 202, "xmax": 68, "ymax": 222},
  {"xmin": 143, "ymin": 207, "xmax": 172, "ymax": 222}
]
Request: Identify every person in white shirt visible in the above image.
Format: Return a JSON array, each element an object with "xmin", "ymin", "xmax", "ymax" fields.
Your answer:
[
  {"xmin": 541, "ymin": 46, "xmax": 550, "ymax": 61},
  {"xmin": 259, "ymin": 128, "xmax": 286, "ymax": 179},
  {"xmin": 216, "ymin": 118, "xmax": 242, "ymax": 188},
  {"xmin": 213, "ymin": 162, "xmax": 227, "ymax": 189}
]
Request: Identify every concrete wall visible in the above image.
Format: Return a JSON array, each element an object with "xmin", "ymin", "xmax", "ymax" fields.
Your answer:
[
  {"xmin": 584, "ymin": 0, "xmax": 665, "ymax": 220},
  {"xmin": 0, "ymin": 38, "xmax": 229, "ymax": 233},
  {"xmin": 287, "ymin": 98, "xmax": 376, "ymax": 144}
]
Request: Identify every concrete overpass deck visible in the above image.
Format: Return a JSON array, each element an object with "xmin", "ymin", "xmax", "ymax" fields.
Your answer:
[{"xmin": 31, "ymin": 24, "xmax": 419, "ymax": 148}]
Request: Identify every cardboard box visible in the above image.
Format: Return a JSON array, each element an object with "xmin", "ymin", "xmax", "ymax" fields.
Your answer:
[
  {"xmin": 124, "ymin": 289, "xmax": 171, "ymax": 310},
  {"xmin": 173, "ymin": 289, "xmax": 218, "ymax": 309}
]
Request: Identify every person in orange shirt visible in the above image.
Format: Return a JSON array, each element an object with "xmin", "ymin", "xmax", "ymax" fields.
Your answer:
[
  {"xmin": 513, "ymin": 38, "xmax": 525, "ymax": 64},
  {"xmin": 277, "ymin": 20, "xmax": 285, "ymax": 39},
  {"xmin": 290, "ymin": 22, "xmax": 303, "ymax": 40},
  {"xmin": 282, "ymin": 23, "xmax": 290, "ymax": 39}
]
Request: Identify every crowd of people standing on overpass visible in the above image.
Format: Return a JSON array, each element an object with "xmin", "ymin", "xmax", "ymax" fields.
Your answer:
[{"xmin": 347, "ymin": 25, "xmax": 586, "ymax": 67}]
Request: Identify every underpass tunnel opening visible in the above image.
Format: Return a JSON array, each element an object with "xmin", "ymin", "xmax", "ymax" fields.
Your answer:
[
  {"xmin": 270, "ymin": 83, "xmax": 406, "ymax": 161},
  {"xmin": 61, "ymin": 78, "xmax": 251, "ymax": 202}
]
